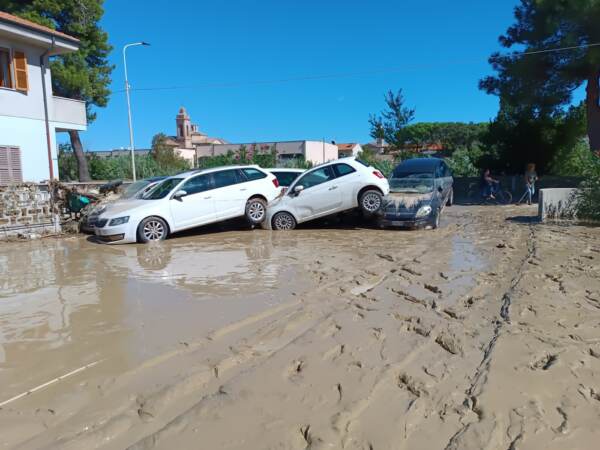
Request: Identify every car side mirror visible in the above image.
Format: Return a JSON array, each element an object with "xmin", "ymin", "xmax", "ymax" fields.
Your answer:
[
  {"xmin": 173, "ymin": 189, "xmax": 187, "ymax": 201},
  {"xmin": 293, "ymin": 185, "xmax": 304, "ymax": 196}
]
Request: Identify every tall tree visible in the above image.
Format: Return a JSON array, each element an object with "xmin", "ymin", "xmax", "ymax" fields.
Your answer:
[
  {"xmin": 1, "ymin": 0, "xmax": 113, "ymax": 180},
  {"xmin": 368, "ymin": 89, "xmax": 415, "ymax": 150},
  {"xmin": 480, "ymin": 0, "xmax": 600, "ymax": 152}
]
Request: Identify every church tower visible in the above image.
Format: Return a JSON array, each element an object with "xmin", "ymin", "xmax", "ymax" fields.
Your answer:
[{"xmin": 176, "ymin": 107, "xmax": 192, "ymax": 148}]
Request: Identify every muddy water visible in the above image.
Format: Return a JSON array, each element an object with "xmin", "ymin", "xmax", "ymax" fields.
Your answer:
[
  {"xmin": 0, "ymin": 232, "xmax": 315, "ymax": 403},
  {"xmin": 3, "ymin": 206, "xmax": 598, "ymax": 450}
]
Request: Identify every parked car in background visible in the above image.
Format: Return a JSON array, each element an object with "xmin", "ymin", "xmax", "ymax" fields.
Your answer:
[
  {"xmin": 380, "ymin": 158, "xmax": 453, "ymax": 229},
  {"xmin": 94, "ymin": 166, "xmax": 280, "ymax": 244},
  {"xmin": 81, "ymin": 176, "xmax": 167, "ymax": 233},
  {"xmin": 264, "ymin": 157, "xmax": 389, "ymax": 230},
  {"xmin": 267, "ymin": 168, "xmax": 305, "ymax": 188}
]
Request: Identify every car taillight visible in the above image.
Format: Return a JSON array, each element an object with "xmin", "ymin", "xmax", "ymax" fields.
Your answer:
[
  {"xmin": 373, "ymin": 170, "xmax": 384, "ymax": 179},
  {"xmin": 272, "ymin": 177, "xmax": 280, "ymax": 188}
]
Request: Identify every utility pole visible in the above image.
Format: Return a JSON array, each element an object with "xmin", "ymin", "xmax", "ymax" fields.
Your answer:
[{"xmin": 123, "ymin": 42, "xmax": 150, "ymax": 181}]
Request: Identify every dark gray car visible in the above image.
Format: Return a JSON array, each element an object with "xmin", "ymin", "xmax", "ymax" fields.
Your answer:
[{"xmin": 379, "ymin": 158, "xmax": 453, "ymax": 229}]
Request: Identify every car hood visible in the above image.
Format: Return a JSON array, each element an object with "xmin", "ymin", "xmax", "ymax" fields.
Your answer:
[
  {"xmin": 384, "ymin": 192, "xmax": 433, "ymax": 212},
  {"xmin": 101, "ymin": 199, "xmax": 156, "ymax": 217}
]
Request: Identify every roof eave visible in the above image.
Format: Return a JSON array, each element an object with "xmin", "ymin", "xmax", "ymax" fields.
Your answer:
[{"xmin": 0, "ymin": 20, "xmax": 80, "ymax": 54}]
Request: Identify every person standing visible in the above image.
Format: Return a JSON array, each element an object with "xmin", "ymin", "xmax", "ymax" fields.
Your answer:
[{"xmin": 522, "ymin": 163, "xmax": 538, "ymax": 205}]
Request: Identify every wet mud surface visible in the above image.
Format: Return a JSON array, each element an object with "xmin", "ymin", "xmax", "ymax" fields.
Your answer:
[{"xmin": 1, "ymin": 206, "xmax": 599, "ymax": 449}]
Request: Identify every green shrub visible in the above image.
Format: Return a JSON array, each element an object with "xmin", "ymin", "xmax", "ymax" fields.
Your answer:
[{"xmin": 575, "ymin": 153, "xmax": 600, "ymax": 221}]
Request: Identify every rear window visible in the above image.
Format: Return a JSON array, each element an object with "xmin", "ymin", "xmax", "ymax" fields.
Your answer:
[
  {"xmin": 241, "ymin": 168, "xmax": 267, "ymax": 181},
  {"xmin": 355, "ymin": 159, "xmax": 370, "ymax": 167},
  {"xmin": 271, "ymin": 171, "xmax": 300, "ymax": 187}
]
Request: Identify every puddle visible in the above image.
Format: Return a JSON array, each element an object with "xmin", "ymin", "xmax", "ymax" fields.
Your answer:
[{"xmin": 0, "ymin": 232, "xmax": 310, "ymax": 401}]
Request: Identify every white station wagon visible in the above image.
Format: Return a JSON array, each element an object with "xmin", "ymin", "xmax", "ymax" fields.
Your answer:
[{"xmin": 94, "ymin": 166, "xmax": 280, "ymax": 244}]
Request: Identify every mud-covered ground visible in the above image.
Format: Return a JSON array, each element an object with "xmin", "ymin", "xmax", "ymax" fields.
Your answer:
[{"xmin": 1, "ymin": 205, "xmax": 599, "ymax": 450}]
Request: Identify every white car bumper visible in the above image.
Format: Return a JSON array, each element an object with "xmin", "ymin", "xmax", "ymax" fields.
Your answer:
[{"xmin": 94, "ymin": 222, "xmax": 137, "ymax": 244}]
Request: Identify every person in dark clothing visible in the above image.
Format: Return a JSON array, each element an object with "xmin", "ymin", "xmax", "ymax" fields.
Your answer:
[{"xmin": 480, "ymin": 168, "xmax": 499, "ymax": 199}]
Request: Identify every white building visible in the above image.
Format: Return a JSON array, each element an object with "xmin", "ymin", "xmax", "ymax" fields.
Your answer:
[
  {"xmin": 0, "ymin": 11, "xmax": 87, "ymax": 183},
  {"xmin": 336, "ymin": 143, "xmax": 363, "ymax": 158},
  {"xmin": 195, "ymin": 140, "xmax": 339, "ymax": 166}
]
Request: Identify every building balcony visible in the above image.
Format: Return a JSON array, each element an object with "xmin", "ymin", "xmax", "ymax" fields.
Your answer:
[{"xmin": 51, "ymin": 95, "xmax": 87, "ymax": 130}]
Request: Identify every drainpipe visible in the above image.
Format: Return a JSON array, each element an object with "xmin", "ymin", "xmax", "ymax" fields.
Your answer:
[{"xmin": 40, "ymin": 36, "xmax": 56, "ymax": 180}]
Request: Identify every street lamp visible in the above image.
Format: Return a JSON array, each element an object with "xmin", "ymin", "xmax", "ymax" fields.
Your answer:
[{"xmin": 123, "ymin": 41, "xmax": 150, "ymax": 181}]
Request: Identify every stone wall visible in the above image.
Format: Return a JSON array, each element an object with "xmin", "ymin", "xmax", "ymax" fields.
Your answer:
[{"xmin": 0, "ymin": 183, "xmax": 60, "ymax": 238}]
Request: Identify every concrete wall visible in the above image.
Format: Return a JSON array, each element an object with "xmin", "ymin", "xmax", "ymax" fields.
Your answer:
[
  {"xmin": 0, "ymin": 115, "xmax": 57, "ymax": 182},
  {"xmin": 0, "ymin": 39, "xmax": 51, "ymax": 121},
  {"xmin": 194, "ymin": 141, "xmax": 339, "ymax": 165},
  {"xmin": 304, "ymin": 141, "xmax": 338, "ymax": 164},
  {"xmin": 538, "ymin": 188, "xmax": 578, "ymax": 221},
  {"xmin": 0, "ymin": 183, "xmax": 59, "ymax": 237},
  {"xmin": 0, "ymin": 38, "xmax": 86, "ymax": 182},
  {"xmin": 452, "ymin": 175, "xmax": 583, "ymax": 203}
]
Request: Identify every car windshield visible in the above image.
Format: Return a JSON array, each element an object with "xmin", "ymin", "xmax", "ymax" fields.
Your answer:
[
  {"xmin": 389, "ymin": 173, "xmax": 434, "ymax": 193},
  {"xmin": 121, "ymin": 180, "xmax": 152, "ymax": 199},
  {"xmin": 142, "ymin": 178, "xmax": 183, "ymax": 200}
]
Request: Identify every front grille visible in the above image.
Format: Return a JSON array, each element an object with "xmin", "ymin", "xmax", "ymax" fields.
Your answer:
[{"xmin": 95, "ymin": 218, "xmax": 108, "ymax": 228}]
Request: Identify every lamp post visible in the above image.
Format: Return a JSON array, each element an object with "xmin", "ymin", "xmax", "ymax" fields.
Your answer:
[{"xmin": 123, "ymin": 41, "xmax": 150, "ymax": 181}]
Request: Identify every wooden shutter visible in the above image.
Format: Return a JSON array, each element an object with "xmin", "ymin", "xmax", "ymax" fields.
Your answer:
[
  {"xmin": 13, "ymin": 51, "xmax": 28, "ymax": 92},
  {"xmin": 0, "ymin": 146, "xmax": 23, "ymax": 184}
]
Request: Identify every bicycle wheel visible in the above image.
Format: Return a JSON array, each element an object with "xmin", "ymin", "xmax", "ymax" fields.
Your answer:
[{"xmin": 499, "ymin": 190, "xmax": 512, "ymax": 205}]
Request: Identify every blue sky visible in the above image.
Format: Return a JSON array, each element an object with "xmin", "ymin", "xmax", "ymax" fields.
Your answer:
[{"xmin": 71, "ymin": 0, "xmax": 522, "ymax": 151}]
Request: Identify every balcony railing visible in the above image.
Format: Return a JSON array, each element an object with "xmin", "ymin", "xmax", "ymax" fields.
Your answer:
[{"xmin": 51, "ymin": 96, "xmax": 87, "ymax": 128}]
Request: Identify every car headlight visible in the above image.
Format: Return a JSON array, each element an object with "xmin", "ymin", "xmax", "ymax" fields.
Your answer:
[
  {"xmin": 109, "ymin": 216, "xmax": 130, "ymax": 226},
  {"xmin": 415, "ymin": 205, "xmax": 432, "ymax": 218}
]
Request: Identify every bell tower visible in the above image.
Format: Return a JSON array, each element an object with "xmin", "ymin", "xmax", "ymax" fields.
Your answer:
[{"xmin": 176, "ymin": 107, "xmax": 192, "ymax": 148}]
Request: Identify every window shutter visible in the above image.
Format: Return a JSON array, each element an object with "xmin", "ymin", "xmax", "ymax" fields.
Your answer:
[
  {"xmin": 0, "ymin": 146, "xmax": 23, "ymax": 184},
  {"xmin": 13, "ymin": 51, "xmax": 28, "ymax": 92}
]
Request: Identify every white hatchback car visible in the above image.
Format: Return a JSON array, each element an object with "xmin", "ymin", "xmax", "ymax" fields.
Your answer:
[
  {"xmin": 94, "ymin": 165, "xmax": 280, "ymax": 244},
  {"xmin": 263, "ymin": 157, "xmax": 390, "ymax": 230}
]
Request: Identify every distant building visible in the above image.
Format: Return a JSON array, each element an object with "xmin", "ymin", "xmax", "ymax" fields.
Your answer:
[
  {"xmin": 337, "ymin": 143, "xmax": 362, "ymax": 158},
  {"xmin": 164, "ymin": 107, "xmax": 228, "ymax": 161},
  {"xmin": 0, "ymin": 11, "xmax": 87, "ymax": 183},
  {"xmin": 90, "ymin": 149, "xmax": 150, "ymax": 159},
  {"xmin": 195, "ymin": 140, "xmax": 338, "ymax": 166},
  {"xmin": 160, "ymin": 107, "xmax": 338, "ymax": 166},
  {"xmin": 362, "ymin": 138, "xmax": 388, "ymax": 155}
]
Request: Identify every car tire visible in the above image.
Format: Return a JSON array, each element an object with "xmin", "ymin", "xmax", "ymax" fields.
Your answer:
[
  {"xmin": 138, "ymin": 216, "xmax": 168, "ymax": 243},
  {"xmin": 447, "ymin": 188, "xmax": 454, "ymax": 206},
  {"xmin": 359, "ymin": 190, "xmax": 383, "ymax": 216},
  {"xmin": 245, "ymin": 197, "xmax": 267, "ymax": 225},
  {"xmin": 272, "ymin": 211, "xmax": 297, "ymax": 230}
]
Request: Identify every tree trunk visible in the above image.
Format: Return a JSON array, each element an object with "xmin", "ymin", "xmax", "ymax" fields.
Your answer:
[
  {"xmin": 68, "ymin": 130, "xmax": 91, "ymax": 181},
  {"xmin": 586, "ymin": 69, "xmax": 600, "ymax": 154}
]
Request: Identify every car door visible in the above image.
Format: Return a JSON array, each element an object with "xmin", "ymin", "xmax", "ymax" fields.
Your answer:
[
  {"xmin": 211, "ymin": 169, "xmax": 246, "ymax": 219},
  {"xmin": 332, "ymin": 163, "xmax": 361, "ymax": 209},
  {"xmin": 169, "ymin": 174, "xmax": 216, "ymax": 230},
  {"xmin": 289, "ymin": 165, "xmax": 342, "ymax": 221}
]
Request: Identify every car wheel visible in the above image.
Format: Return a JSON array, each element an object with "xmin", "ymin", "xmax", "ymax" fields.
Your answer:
[
  {"xmin": 447, "ymin": 188, "xmax": 454, "ymax": 206},
  {"xmin": 245, "ymin": 198, "xmax": 267, "ymax": 225},
  {"xmin": 138, "ymin": 216, "xmax": 168, "ymax": 243},
  {"xmin": 272, "ymin": 211, "xmax": 296, "ymax": 230},
  {"xmin": 359, "ymin": 190, "xmax": 383, "ymax": 215}
]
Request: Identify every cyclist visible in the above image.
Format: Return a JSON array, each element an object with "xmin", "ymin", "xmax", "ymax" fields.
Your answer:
[{"xmin": 480, "ymin": 168, "xmax": 500, "ymax": 200}]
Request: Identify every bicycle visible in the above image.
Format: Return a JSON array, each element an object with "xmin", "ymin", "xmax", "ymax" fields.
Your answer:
[{"xmin": 467, "ymin": 182, "xmax": 513, "ymax": 205}]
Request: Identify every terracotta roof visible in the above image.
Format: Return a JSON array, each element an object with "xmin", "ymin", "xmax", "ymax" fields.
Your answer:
[
  {"xmin": 0, "ymin": 11, "xmax": 80, "ymax": 43},
  {"xmin": 337, "ymin": 143, "xmax": 357, "ymax": 150}
]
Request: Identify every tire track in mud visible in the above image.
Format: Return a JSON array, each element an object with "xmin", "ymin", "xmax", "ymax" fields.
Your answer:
[{"xmin": 444, "ymin": 222, "xmax": 537, "ymax": 450}]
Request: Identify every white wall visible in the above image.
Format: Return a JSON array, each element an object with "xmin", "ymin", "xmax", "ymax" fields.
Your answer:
[
  {"xmin": 0, "ymin": 115, "xmax": 59, "ymax": 182},
  {"xmin": 0, "ymin": 38, "xmax": 52, "ymax": 122},
  {"xmin": 304, "ymin": 141, "xmax": 338, "ymax": 165}
]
